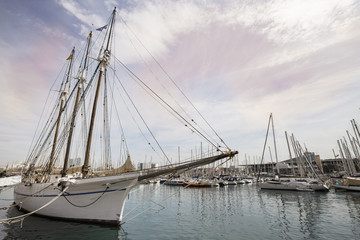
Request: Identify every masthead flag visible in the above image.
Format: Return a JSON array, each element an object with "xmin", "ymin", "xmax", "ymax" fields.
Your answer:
[{"xmin": 96, "ymin": 24, "xmax": 108, "ymax": 31}]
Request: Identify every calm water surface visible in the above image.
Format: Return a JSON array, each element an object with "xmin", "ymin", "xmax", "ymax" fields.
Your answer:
[{"xmin": 0, "ymin": 184, "xmax": 359, "ymax": 239}]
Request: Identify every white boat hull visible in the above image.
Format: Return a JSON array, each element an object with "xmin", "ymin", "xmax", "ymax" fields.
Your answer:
[
  {"xmin": 333, "ymin": 185, "xmax": 360, "ymax": 192},
  {"xmin": 259, "ymin": 181, "xmax": 328, "ymax": 192},
  {"xmin": 14, "ymin": 174, "xmax": 138, "ymax": 225}
]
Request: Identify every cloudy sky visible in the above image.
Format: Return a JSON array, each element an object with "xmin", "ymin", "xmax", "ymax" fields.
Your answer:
[{"xmin": 1, "ymin": 0, "xmax": 360, "ymax": 168}]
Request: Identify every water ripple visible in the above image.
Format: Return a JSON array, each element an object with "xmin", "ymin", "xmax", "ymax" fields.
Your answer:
[{"xmin": 1, "ymin": 185, "xmax": 360, "ymax": 239}]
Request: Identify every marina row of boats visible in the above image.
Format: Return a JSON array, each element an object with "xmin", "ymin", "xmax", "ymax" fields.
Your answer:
[
  {"xmin": 1, "ymin": 173, "xmax": 358, "ymax": 192},
  {"xmin": 140, "ymin": 175, "xmax": 360, "ymax": 192},
  {"xmin": 141, "ymin": 177, "xmax": 254, "ymax": 187}
]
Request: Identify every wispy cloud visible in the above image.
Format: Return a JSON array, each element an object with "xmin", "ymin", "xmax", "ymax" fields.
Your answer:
[{"xmin": 0, "ymin": 0, "xmax": 360, "ymax": 166}]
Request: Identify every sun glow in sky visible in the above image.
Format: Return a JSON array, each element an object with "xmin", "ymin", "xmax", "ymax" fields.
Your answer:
[{"xmin": 1, "ymin": 0, "xmax": 360, "ymax": 167}]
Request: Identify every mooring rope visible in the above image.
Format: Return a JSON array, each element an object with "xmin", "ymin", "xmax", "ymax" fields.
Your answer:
[
  {"xmin": 0, "ymin": 186, "xmax": 69, "ymax": 227},
  {"xmin": 0, "ymin": 183, "xmax": 55, "ymax": 211},
  {"xmin": 0, "ymin": 185, "xmax": 20, "ymax": 201},
  {"xmin": 122, "ymin": 183, "xmax": 163, "ymax": 220},
  {"xmin": 0, "ymin": 203, "xmax": 19, "ymax": 211}
]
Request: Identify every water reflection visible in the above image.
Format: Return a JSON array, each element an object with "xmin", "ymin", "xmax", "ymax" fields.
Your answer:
[
  {"xmin": 1, "ymin": 184, "xmax": 360, "ymax": 239},
  {"xmin": 3, "ymin": 207, "xmax": 120, "ymax": 240},
  {"xmin": 338, "ymin": 191, "xmax": 360, "ymax": 237},
  {"xmin": 258, "ymin": 188, "xmax": 360, "ymax": 239}
]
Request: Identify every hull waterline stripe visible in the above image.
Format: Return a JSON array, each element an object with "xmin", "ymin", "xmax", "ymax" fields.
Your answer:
[{"xmin": 14, "ymin": 188, "xmax": 126, "ymax": 197}]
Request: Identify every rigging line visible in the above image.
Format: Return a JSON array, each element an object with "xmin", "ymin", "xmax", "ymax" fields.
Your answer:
[
  {"xmin": 112, "ymin": 71, "xmax": 172, "ymax": 166},
  {"xmin": 120, "ymin": 23, "xmax": 221, "ymax": 150},
  {"xmin": 35, "ymin": 113, "xmax": 71, "ymax": 172},
  {"xmin": 27, "ymin": 114, "xmax": 55, "ymax": 165},
  {"xmin": 112, "ymin": 81, "xmax": 164, "ymax": 162},
  {"xmin": 112, "ymin": 59, "xmax": 217, "ymax": 151},
  {"xmin": 290, "ymin": 135, "xmax": 306, "ymax": 178},
  {"xmin": 119, "ymin": 66, "xmax": 191, "ymax": 132},
  {"xmin": 200, "ymin": 155, "xmax": 232, "ymax": 173},
  {"xmin": 25, "ymin": 50, "xmax": 79, "ymax": 164},
  {"xmin": 108, "ymin": 80, "xmax": 130, "ymax": 154},
  {"xmin": 28, "ymin": 100, "xmax": 63, "ymax": 166},
  {"xmin": 0, "ymin": 186, "xmax": 69, "ymax": 227},
  {"xmin": 50, "ymin": 123, "xmax": 73, "ymax": 170},
  {"xmin": 30, "ymin": 62, "xmax": 100, "ymax": 172},
  {"xmin": 75, "ymin": 32, "xmax": 101, "ymax": 79},
  {"xmin": 96, "ymin": 14, "xmax": 113, "ymax": 58},
  {"xmin": 107, "ymin": 67, "xmax": 132, "ymax": 167},
  {"xmin": 135, "ymin": 146, "xmax": 220, "ymax": 174},
  {"xmin": 81, "ymin": 94, "xmax": 88, "ymax": 155},
  {"xmin": 118, "ymin": 20, "xmax": 222, "ymax": 150},
  {"xmin": 119, "ymin": 16, "xmax": 230, "ymax": 151},
  {"xmin": 123, "ymin": 184, "xmax": 163, "ymax": 219},
  {"xmin": 113, "ymin": 58, "xmax": 220, "ymax": 153},
  {"xmin": 108, "ymin": 74, "xmax": 155, "ymax": 166},
  {"xmin": 107, "ymin": 66, "xmax": 115, "ymax": 129},
  {"xmin": 25, "ymin": 89, "xmax": 59, "ymax": 164},
  {"xmin": 113, "ymin": 57, "xmax": 222, "ymax": 153},
  {"xmin": 122, "ymin": 181, "xmax": 201, "ymax": 225},
  {"xmin": 29, "ymin": 74, "xmax": 80, "ymax": 167},
  {"xmin": 109, "ymin": 18, "xmax": 116, "ymax": 130},
  {"xmin": 40, "ymin": 133, "xmax": 67, "ymax": 173},
  {"xmin": 112, "ymin": 70, "xmax": 176, "ymax": 157},
  {"xmin": 256, "ymin": 113, "xmax": 272, "ymax": 182},
  {"xmin": 103, "ymin": 72, "xmax": 112, "ymax": 169},
  {"xmin": 88, "ymin": 108, "xmax": 102, "ymax": 170},
  {"xmin": 270, "ymin": 114, "xmax": 279, "ymax": 172},
  {"xmin": 295, "ymin": 140, "xmax": 313, "ymax": 178},
  {"xmin": 296, "ymin": 143, "xmax": 322, "ymax": 180},
  {"xmin": 121, "ymin": 20, "xmax": 195, "ymax": 125},
  {"xmin": 27, "ymin": 87, "xmax": 64, "ymax": 164}
]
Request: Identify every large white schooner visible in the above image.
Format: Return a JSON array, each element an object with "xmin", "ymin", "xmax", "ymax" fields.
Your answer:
[{"xmin": 13, "ymin": 8, "xmax": 237, "ymax": 225}]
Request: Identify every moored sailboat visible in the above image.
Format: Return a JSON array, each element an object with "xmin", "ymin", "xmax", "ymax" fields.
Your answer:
[
  {"xmin": 258, "ymin": 114, "xmax": 329, "ymax": 192},
  {"xmin": 259, "ymin": 178, "xmax": 328, "ymax": 192},
  {"xmin": 333, "ymin": 176, "xmax": 360, "ymax": 191},
  {"xmin": 13, "ymin": 8, "xmax": 237, "ymax": 225}
]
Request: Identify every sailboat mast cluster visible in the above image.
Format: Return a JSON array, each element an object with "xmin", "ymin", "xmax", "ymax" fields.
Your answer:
[{"xmin": 14, "ymin": 7, "xmax": 237, "ymax": 225}]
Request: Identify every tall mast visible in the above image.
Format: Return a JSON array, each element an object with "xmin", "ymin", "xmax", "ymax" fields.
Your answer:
[
  {"xmin": 351, "ymin": 119, "xmax": 360, "ymax": 148},
  {"xmin": 62, "ymin": 32, "xmax": 92, "ymax": 177},
  {"xmin": 46, "ymin": 47, "xmax": 75, "ymax": 174},
  {"xmin": 256, "ymin": 113, "xmax": 272, "ymax": 182},
  {"xmin": 285, "ymin": 131, "xmax": 295, "ymax": 176},
  {"xmin": 82, "ymin": 8, "xmax": 116, "ymax": 177},
  {"xmin": 270, "ymin": 113, "xmax": 280, "ymax": 175}
]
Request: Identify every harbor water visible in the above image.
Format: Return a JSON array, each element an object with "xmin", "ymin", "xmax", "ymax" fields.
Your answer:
[{"xmin": 0, "ymin": 183, "xmax": 359, "ymax": 239}]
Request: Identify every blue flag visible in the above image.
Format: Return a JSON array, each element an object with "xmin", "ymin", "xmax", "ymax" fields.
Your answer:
[{"xmin": 96, "ymin": 24, "xmax": 108, "ymax": 31}]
